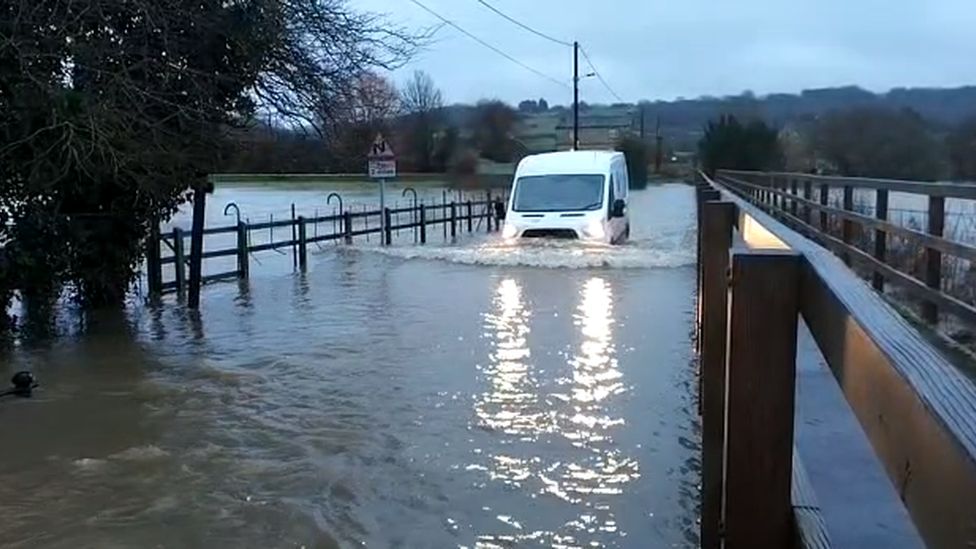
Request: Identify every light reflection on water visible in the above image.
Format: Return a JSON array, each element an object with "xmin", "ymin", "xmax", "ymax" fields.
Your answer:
[
  {"xmin": 477, "ymin": 278, "xmax": 543, "ymax": 439},
  {"xmin": 473, "ymin": 277, "xmax": 641, "ymax": 547}
]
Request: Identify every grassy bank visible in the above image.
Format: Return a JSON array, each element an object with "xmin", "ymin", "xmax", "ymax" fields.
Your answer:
[{"xmin": 210, "ymin": 172, "xmax": 513, "ymax": 189}]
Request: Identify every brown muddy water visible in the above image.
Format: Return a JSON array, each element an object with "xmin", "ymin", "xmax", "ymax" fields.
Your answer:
[{"xmin": 0, "ymin": 184, "xmax": 700, "ymax": 548}]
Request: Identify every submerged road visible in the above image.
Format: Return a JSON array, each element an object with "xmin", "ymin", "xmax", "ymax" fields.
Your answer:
[{"xmin": 0, "ymin": 184, "xmax": 701, "ymax": 548}]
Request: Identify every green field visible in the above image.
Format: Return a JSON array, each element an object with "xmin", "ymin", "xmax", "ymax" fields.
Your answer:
[{"xmin": 210, "ymin": 173, "xmax": 512, "ymax": 189}]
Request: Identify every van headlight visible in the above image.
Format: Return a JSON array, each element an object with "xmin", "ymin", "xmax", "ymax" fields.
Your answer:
[
  {"xmin": 584, "ymin": 220, "xmax": 605, "ymax": 239},
  {"xmin": 502, "ymin": 224, "xmax": 518, "ymax": 239}
]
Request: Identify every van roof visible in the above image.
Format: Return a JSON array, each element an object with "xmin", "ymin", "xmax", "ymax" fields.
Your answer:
[{"xmin": 516, "ymin": 150, "xmax": 623, "ymax": 177}]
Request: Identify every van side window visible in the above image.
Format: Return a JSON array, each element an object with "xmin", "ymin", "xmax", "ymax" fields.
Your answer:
[{"xmin": 617, "ymin": 164, "xmax": 629, "ymax": 198}]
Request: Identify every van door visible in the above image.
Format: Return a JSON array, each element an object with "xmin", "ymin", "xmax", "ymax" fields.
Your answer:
[{"xmin": 607, "ymin": 162, "xmax": 627, "ymax": 242}]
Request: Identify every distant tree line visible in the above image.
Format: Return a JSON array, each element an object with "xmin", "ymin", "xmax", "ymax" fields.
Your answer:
[
  {"xmin": 223, "ymin": 72, "xmax": 521, "ymax": 175},
  {"xmin": 699, "ymin": 107, "xmax": 976, "ymax": 182}
]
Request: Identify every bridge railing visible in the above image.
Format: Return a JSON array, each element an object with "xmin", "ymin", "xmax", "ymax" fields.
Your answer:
[
  {"xmin": 716, "ymin": 169, "xmax": 976, "ymax": 332},
  {"xmin": 696, "ymin": 172, "xmax": 976, "ymax": 549},
  {"xmin": 146, "ymin": 194, "xmax": 505, "ymax": 298}
]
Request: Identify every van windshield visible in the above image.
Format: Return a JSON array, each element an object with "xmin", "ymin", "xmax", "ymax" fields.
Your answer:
[{"xmin": 512, "ymin": 174, "xmax": 605, "ymax": 212}]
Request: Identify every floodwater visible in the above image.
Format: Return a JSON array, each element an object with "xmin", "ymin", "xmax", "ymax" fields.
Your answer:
[{"xmin": 0, "ymin": 184, "xmax": 700, "ymax": 548}]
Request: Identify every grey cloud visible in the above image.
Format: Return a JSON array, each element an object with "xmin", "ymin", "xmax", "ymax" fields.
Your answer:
[{"xmin": 355, "ymin": 0, "xmax": 975, "ymax": 104}]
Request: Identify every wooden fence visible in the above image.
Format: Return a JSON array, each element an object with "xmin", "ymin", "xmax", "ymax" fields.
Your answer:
[
  {"xmin": 715, "ymin": 169, "xmax": 976, "ymax": 328},
  {"xmin": 146, "ymin": 193, "xmax": 505, "ymax": 301},
  {"xmin": 696, "ymin": 172, "xmax": 976, "ymax": 548}
]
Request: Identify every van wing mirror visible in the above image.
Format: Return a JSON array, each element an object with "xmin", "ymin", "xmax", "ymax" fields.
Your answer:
[{"xmin": 612, "ymin": 199, "xmax": 626, "ymax": 218}]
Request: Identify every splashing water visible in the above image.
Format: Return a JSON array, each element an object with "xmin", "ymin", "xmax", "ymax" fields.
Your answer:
[{"xmin": 365, "ymin": 184, "xmax": 698, "ymax": 270}]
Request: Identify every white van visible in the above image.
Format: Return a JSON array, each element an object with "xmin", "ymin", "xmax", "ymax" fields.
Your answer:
[{"xmin": 501, "ymin": 151, "xmax": 630, "ymax": 244}]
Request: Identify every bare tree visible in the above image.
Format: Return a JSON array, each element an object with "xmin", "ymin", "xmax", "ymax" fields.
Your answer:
[
  {"xmin": 326, "ymin": 72, "xmax": 400, "ymax": 171},
  {"xmin": 399, "ymin": 71, "xmax": 444, "ymax": 172},
  {"xmin": 0, "ymin": 0, "xmax": 426, "ymax": 308},
  {"xmin": 401, "ymin": 71, "xmax": 443, "ymax": 115}
]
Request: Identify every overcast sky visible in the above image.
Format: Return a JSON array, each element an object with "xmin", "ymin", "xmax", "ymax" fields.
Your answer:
[{"xmin": 352, "ymin": 0, "xmax": 974, "ymax": 105}]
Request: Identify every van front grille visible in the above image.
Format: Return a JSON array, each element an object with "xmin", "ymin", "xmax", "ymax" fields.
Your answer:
[{"xmin": 521, "ymin": 229, "xmax": 579, "ymax": 239}]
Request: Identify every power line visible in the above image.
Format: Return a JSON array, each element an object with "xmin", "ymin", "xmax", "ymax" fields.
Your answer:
[
  {"xmin": 407, "ymin": 0, "xmax": 569, "ymax": 89},
  {"xmin": 473, "ymin": 0, "xmax": 573, "ymax": 47},
  {"xmin": 579, "ymin": 46, "xmax": 625, "ymax": 103}
]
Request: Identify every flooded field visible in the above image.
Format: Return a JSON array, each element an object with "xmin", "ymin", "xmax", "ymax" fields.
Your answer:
[{"xmin": 0, "ymin": 184, "xmax": 701, "ymax": 548}]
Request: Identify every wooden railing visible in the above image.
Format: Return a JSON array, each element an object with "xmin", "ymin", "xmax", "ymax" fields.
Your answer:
[
  {"xmin": 146, "ymin": 195, "xmax": 504, "ymax": 298},
  {"xmin": 696, "ymin": 172, "xmax": 976, "ymax": 549},
  {"xmin": 716, "ymin": 169, "xmax": 976, "ymax": 329}
]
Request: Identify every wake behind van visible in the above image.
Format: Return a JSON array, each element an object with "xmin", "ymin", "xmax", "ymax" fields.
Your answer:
[{"xmin": 501, "ymin": 151, "xmax": 630, "ymax": 244}]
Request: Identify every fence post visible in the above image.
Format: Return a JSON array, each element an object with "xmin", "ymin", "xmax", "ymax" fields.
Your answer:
[
  {"xmin": 291, "ymin": 203, "xmax": 297, "ymax": 269},
  {"xmin": 419, "ymin": 204, "xmax": 427, "ymax": 244},
  {"xmin": 923, "ymin": 196, "xmax": 945, "ymax": 324},
  {"xmin": 724, "ymin": 250, "xmax": 801, "ymax": 549},
  {"xmin": 343, "ymin": 211, "xmax": 353, "ymax": 244},
  {"xmin": 147, "ymin": 221, "xmax": 163, "ymax": 297},
  {"xmin": 467, "ymin": 201, "xmax": 473, "ymax": 232},
  {"xmin": 699, "ymin": 201, "xmax": 736, "ymax": 549},
  {"xmin": 487, "ymin": 190, "xmax": 493, "ymax": 232},
  {"xmin": 696, "ymin": 188, "xmax": 721, "ymax": 358},
  {"xmin": 297, "ymin": 216, "xmax": 307, "ymax": 271},
  {"xmin": 819, "ymin": 183, "xmax": 829, "ymax": 232},
  {"xmin": 384, "ymin": 208, "xmax": 393, "ymax": 246},
  {"xmin": 873, "ymin": 189, "xmax": 889, "ymax": 292},
  {"xmin": 173, "ymin": 228, "xmax": 186, "ymax": 297},
  {"xmin": 802, "ymin": 180, "xmax": 813, "ymax": 225},
  {"xmin": 790, "ymin": 178, "xmax": 798, "ymax": 218},
  {"xmin": 450, "ymin": 202, "xmax": 457, "ymax": 239},
  {"xmin": 187, "ymin": 185, "xmax": 207, "ymax": 309},
  {"xmin": 237, "ymin": 222, "xmax": 249, "ymax": 280},
  {"xmin": 841, "ymin": 185, "xmax": 854, "ymax": 265}
]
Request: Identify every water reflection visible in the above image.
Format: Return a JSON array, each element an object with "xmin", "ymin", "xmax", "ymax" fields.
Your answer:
[
  {"xmin": 473, "ymin": 277, "xmax": 639, "ymax": 547},
  {"xmin": 476, "ymin": 278, "xmax": 543, "ymax": 440}
]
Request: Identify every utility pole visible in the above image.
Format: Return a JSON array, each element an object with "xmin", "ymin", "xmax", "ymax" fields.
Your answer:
[
  {"xmin": 640, "ymin": 105, "xmax": 646, "ymax": 140},
  {"xmin": 573, "ymin": 41, "xmax": 580, "ymax": 150},
  {"xmin": 655, "ymin": 115, "xmax": 664, "ymax": 174}
]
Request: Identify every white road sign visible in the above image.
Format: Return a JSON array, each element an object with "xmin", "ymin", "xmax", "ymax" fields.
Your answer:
[
  {"xmin": 368, "ymin": 159, "xmax": 396, "ymax": 179},
  {"xmin": 367, "ymin": 134, "xmax": 396, "ymax": 179}
]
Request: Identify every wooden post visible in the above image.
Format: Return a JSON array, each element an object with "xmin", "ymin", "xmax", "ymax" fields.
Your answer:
[
  {"xmin": 819, "ymin": 183, "xmax": 829, "ymax": 232},
  {"xmin": 419, "ymin": 204, "xmax": 427, "ymax": 244},
  {"xmin": 237, "ymin": 222, "xmax": 249, "ymax": 280},
  {"xmin": 790, "ymin": 178, "xmax": 798, "ymax": 218},
  {"xmin": 466, "ymin": 201, "xmax": 473, "ymax": 232},
  {"xmin": 442, "ymin": 199, "xmax": 448, "ymax": 240},
  {"xmin": 173, "ymin": 228, "xmax": 186, "ymax": 297},
  {"xmin": 923, "ymin": 196, "xmax": 945, "ymax": 324},
  {"xmin": 486, "ymin": 191, "xmax": 493, "ymax": 232},
  {"xmin": 450, "ymin": 202, "xmax": 457, "ymax": 239},
  {"xmin": 147, "ymin": 221, "xmax": 163, "ymax": 296},
  {"xmin": 343, "ymin": 211, "xmax": 353, "ymax": 244},
  {"xmin": 363, "ymin": 204, "xmax": 369, "ymax": 243},
  {"xmin": 697, "ymin": 189, "xmax": 721, "ymax": 353},
  {"xmin": 297, "ymin": 216, "xmax": 307, "ymax": 271},
  {"xmin": 841, "ymin": 185, "xmax": 854, "ymax": 265},
  {"xmin": 699, "ymin": 201, "xmax": 736, "ymax": 549},
  {"xmin": 187, "ymin": 185, "xmax": 207, "ymax": 309},
  {"xmin": 724, "ymin": 250, "xmax": 801, "ymax": 549},
  {"xmin": 269, "ymin": 213, "xmax": 275, "ymax": 249},
  {"xmin": 384, "ymin": 208, "xmax": 392, "ymax": 246},
  {"xmin": 873, "ymin": 189, "xmax": 889, "ymax": 292},
  {"xmin": 802, "ymin": 180, "xmax": 813, "ymax": 225},
  {"xmin": 291, "ymin": 203, "xmax": 297, "ymax": 269}
]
